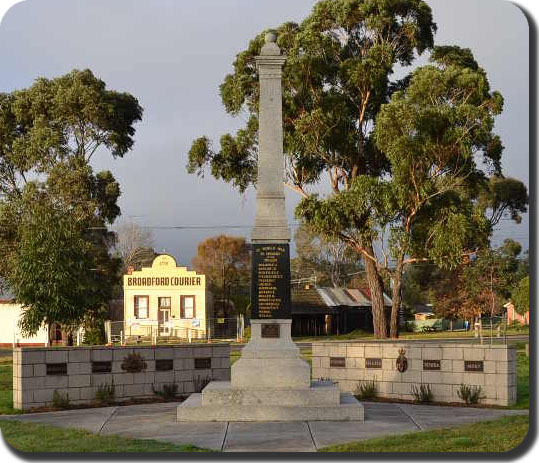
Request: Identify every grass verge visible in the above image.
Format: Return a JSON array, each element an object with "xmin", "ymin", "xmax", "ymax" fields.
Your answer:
[
  {"xmin": 319, "ymin": 414, "xmax": 529, "ymax": 452},
  {"xmin": 0, "ymin": 420, "xmax": 211, "ymax": 452}
]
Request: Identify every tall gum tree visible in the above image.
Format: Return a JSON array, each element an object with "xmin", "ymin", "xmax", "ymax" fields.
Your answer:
[
  {"xmin": 298, "ymin": 46, "xmax": 528, "ymax": 337},
  {"xmin": 187, "ymin": 0, "xmax": 437, "ymax": 338},
  {"xmin": 0, "ymin": 69, "xmax": 143, "ymax": 339}
]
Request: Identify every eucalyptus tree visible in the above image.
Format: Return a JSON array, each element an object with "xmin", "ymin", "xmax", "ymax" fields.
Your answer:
[
  {"xmin": 0, "ymin": 69, "xmax": 142, "ymax": 338},
  {"xmin": 187, "ymin": 0, "xmax": 437, "ymax": 337},
  {"xmin": 298, "ymin": 47, "xmax": 528, "ymax": 337}
]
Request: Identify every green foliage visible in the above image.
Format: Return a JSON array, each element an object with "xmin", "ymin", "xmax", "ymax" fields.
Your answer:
[
  {"xmin": 0, "ymin": 69, "xmax": 141, "ymax": 336},
  {"xmin": 457, "ymin": 384, "xmax": 485, "ymax": 405},
  {"xmin": 152, "ymin": 383, "xmax": 178, "ymax": 400},
  {"xmin": 355, "ymin": 378, "xmax": 377, "ymax": 399},
  {"xmin": 52, "ymin": 390, "xmax": 70, "ymax": 408},
  {"xmin": 95, "ymin": 382, "xmax": 115, "ymax": 405},
  {"xmin": 512, "ymin": 276, "xmax": 529, "ymax": 315},
  {"xmin": 411, "ymin": 383, "xmax": 433, "ymax": 403},
  {"xmin": 121, "ymin": 353, "xmax": 147, "ymax": 373}
]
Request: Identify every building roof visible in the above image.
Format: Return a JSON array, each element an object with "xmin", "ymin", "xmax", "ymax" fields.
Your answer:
[{"xmin": 291, "ymin": 286, "xmax": 392, "ymax": 314}]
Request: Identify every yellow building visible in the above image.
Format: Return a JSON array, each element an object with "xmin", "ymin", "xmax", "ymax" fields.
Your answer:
[{"xmin": 123, "ymin": 254, "xmax": 212, "ymax": 341}]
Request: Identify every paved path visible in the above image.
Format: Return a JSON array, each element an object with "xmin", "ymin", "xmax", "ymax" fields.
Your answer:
[{"xmin": 2, "ymin": 402, "xmax": 527, "ymax": 452}]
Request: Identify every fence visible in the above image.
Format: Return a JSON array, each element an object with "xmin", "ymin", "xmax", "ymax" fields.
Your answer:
[{"xmin": 105, "ymin": 316, "xmax": 245, "ymax": 345}]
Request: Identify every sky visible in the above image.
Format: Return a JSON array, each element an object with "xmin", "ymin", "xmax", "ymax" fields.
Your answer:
[{"xmin": 0, "ymin": 0, "xmax": 531, "ymax": 266}]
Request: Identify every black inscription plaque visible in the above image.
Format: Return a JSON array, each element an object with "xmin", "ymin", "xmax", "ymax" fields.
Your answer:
[
  {"xmin": 423, "ymin": 360, "xmax": 441, "ymax": 371},
  {"xmin": 155, "ymin": 359, "xmax": 173, "ymax": 371},
  {"xmin": 251, "ymin": 243, "xmax": 291, "ymax": 319},
  {"xmin": 464, "ymin": 360, "xmax": 484, "ymax": 372},
  {"xmin": 261, "ymin": 323, "xmax": 280, "ymax": 338},
  {"xmin": 92, "ymin": 361, "xmax": 112, "ymax": 373},
  {"xmin": 194, "ymin": 358, "xmax": 212, "ymax": 370},
  {"xmin": 365, "ymin": 358, "xmax": 382, "ymax": 369},
  {"xmin": 46, "ymin": 363, "xmax": 67, "ymax": 376},
  {"xmin": 330, "ymin": 357, "xmax": 346, "ymax": 368}
]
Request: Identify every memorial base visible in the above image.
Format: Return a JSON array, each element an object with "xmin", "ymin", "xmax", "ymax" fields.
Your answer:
[{"xmin": 176, "ymin": 320, "xmax": 364, "ymax": 422}]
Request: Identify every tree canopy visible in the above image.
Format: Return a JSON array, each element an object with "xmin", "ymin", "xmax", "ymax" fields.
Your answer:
[{"xmin": 0, "ymin": 69, "xmax": 143, "ymax": 339}]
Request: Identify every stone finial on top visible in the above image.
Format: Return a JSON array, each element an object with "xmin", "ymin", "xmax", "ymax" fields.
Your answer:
[{"xmin": 260, "ymin": 30, "xmax": 281, "ymax": 56}]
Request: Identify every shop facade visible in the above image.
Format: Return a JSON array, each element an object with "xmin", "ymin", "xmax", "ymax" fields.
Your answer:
[{"xmin": 123, "ymin": 254, "xmax": 212, "ymax": 341}]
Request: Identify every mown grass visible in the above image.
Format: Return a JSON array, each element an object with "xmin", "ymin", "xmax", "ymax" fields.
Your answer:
[
  {"xmin": 0, "ymin": 420, "xmax": 211, "ymax": 452},
  {"xmin": 0, "ymin": 357, "xmax": 21, "ymax": 415},
  {"xmin": 319, "ymin": 415, "xmax": 529, "ymax": 452}
]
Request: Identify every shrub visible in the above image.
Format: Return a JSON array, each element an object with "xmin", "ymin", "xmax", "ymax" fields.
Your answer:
[
  {"xmin": 193, "ymin": 375, "xmax": 212, "ymax": 393},
  {"xmin": 457, "ymin": 384, "xmax": 485, "ymax": 405},
  {"xmin": 52, "ymin": 390, "xmax": 69, "ymax": 408},
  {"xmin": 96, "ymin": 382, "xmax": 116, "ymax": 404},
  {"xmin": 411, "ymin": 383, "xmax": 433, "ymax": 403},
  {"xmin": 355, "ymin": 379, "xmax": 377, "ymax": 400},
  {"xmin": 152, "ymin": 383, "xmax": 179, "ymax": 400},
  {"xmin": 121, "ymin": 353, "xmax": 147, "ymax": 373}
]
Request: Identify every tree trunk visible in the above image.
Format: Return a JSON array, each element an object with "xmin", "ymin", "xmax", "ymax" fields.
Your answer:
[
  {"xmin": 363, "ymin": 244, "xmax": 387, "ymax": 338},
  {"xmin": 390, "ymin": 258, "xmax": 404, "ymax": 339}
]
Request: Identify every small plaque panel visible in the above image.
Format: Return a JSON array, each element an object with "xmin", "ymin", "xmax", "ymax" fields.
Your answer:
[
  {"xmin": 155, "ymin": 359, "xmax": 173, "ymax": 371},
  {"xmin": 92, "ymin": 361, "xmax": 112, "ymax": 373},
  {"xmin": 251, "ymin": 244, "xmax": 291, "ymax": 319},
  {"xmin": 365, "ymin": 358, "xmax": 382, "ymax": 369},
  {"xmin": 464, "ymin": 360, "xmax": 484, "ymax": 372},
  {"xmin": 330, "ymin": 357, "xmax": 346, "ymax": 368},
  {"xmin": 46, "ymin": 363, "xmax": 67, "ymax": 376},
  {"xmin": 261, "ymin": 323, "xmax": 280, "ymax": 338},
  {"xmin": 423, "ymin": 360, "xmax": 441, "ymax": 371},
  {"xmin": 194, "ymin": 357, "xmax": 212, "ymax": 370}
]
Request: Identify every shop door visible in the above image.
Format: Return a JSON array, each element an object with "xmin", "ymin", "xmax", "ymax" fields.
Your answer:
[{"xmin": 158, "ymin": 297, "xmax": 171, "ymax": 336}]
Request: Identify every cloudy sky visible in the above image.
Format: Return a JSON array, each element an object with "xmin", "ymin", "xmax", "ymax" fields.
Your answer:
[{"xmin": 0, "ymin": 0, "xmax": 530, "ymax": 265}]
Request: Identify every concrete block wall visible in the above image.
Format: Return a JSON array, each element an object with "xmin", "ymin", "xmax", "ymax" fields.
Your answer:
[
  {"xmin": 13, "ymin": 344, "xmax": 230, "ymax": 410},
  {"xmin": 311, "ymin": 342, "xmax": 517, "ymax": 406}
]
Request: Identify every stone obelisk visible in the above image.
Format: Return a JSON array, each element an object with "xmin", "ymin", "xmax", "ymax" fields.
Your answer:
[{"xmin": 177, "ymin": 32, "xmax": 363, "ymax": 421}]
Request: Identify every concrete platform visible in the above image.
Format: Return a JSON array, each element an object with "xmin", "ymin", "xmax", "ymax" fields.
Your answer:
[
  {"xmin": 2, "ymin": 401, "xmax": 527, "ymax": 452},
  {"xmin": 177, "ymin": 388, "xmax": 363, "ymax": 422}
]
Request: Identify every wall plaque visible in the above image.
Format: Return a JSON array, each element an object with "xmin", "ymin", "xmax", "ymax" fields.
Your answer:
[
  {"xmin": 46, "ymin": 363, "xmax": 67, "ymax": 376},
  {"xmin": 365, "ymin": 358, "xmax": 382, "ymax": 369},
  {"xmin": 155, "ymin": 359, "xmax": 173, "ymax": 371},
  {"xmin": 251, "ymin": 244, "xmax": 291, "ymax": 319},
  {"xmin": 330, "ymin": 357, "xmax": 346, "ymax": 368},
  {"xmin": 261, "ymin": 323, "xmax": 280, "ymax": 338},
  {"xmin": 423, "ymin": 360, "xmax": 441, "ymax": 371},
  {"xmin": 92, "ymin": 361, "xmax": 112, "ymax": 373},
  {"xmin": 464, "ymin": 361, "xmax": 484, "ymax": 372},
  {"xmin": 194, "ymin": 357, "xmax": 212, "ymax": 370}
]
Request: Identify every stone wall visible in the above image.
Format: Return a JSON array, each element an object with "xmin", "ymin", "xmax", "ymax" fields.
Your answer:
[
  {"xmin": 311, "ymin": 342, "xmax": 517, "ymax": 406},
  {"xmin": 13, "ymin": 344, "xmax": 230, "ymax": 410}
]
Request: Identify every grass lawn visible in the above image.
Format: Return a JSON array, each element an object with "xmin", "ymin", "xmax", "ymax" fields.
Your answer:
[
  {"xmin": 0, "ymin": 357, "xmax": 21, "ymax": 415},
  {"xmin": 0, "ymin": 420, "xmax": 211, "ymax": 452},
  {"xmin": 319, "ymin": 414, "xmax": 529, "ymax": 452}
]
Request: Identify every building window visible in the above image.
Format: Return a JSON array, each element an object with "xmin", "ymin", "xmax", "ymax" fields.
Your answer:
[
  {"xmin": 158, "ymin": 297, "xmax": 171, "ymax": 308},
  {"xmin": 135, "ymin": 295, "xmax": 149, "ymax": 319},
  {"xmin": 181, "ymin": 295, "xmax": 195, "ymax": 319}
]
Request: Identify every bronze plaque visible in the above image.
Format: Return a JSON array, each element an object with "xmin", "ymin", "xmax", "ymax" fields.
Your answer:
[
  {"xmin": 330, "ymin": 357, "xmax": 346, "ymax": 368},
  {"xmin": 423, "ymin": 360, "xmax": 441, "ymax": 371},
  {"xmin": 464, "ymin": 361, "xmax": 484, "ymax": 372},
  {"xmin": 261, "ymin": 323, "xmax": 280, "ymax": 338},
  {"xmin": 365, "ymin": 358, "xmax": 382, "ymax": 369}
]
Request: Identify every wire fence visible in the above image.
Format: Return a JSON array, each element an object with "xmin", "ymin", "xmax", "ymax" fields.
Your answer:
[{"xmin": 105, "ymin": 316, "xmax": 245, "ymax": 345}]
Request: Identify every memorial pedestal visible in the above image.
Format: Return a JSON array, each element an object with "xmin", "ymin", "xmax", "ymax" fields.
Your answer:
[{"xmin": 176, "ymin": 320, "xmax": 364, "ymax": 422}]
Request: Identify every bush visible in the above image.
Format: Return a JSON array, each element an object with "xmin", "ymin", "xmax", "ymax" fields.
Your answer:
[
  {"xmin": 96, "ymin": 382, "xmax": 115, "ymax": 404},
  {"xmin": 121, "ymin": 353, "xmax": 147, "ymax": 373},
  {"xmin": 193, "ymin": 375, "xmax": 211, "ymax": 393},
  {"xmin": 152, "ymin": 383, "xmax": 179, "ymax": 400},
  {"xmin": 457, "ymin": 384, "xmax": 485, "ymax": 405},
  {"xmin": 52, "ymin": 390, "xmax": 70, "ymax": 408},
  {"xmin": 411, "ymin": 383, "xmax": 433, "ymax": 403},
  {"xmin": 355, "ymin": 379, "xmax": 377, "ymax": 399}
]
